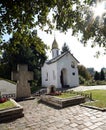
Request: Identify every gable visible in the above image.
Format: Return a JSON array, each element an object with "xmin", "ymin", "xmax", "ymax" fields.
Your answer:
[{"xmin": 46, "ymin": 51, "xmax": 79, "ymax": 65}]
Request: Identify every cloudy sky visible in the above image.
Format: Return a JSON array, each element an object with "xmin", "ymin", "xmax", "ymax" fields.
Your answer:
[{"xmin": 38, "ymin": 29, "xmax": 106, "ymax": 72}]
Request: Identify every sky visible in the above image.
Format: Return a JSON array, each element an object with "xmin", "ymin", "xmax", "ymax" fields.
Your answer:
[
  {"xmin": 37, "ymin": 29, "xmax": 106, "ymax": 72},
  {"xmin": 2, "ymin": 28, "xmax": 106, "ymax": 72}
]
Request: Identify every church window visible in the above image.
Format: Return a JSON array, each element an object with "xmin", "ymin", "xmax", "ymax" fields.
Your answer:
[
  {"xmin": 71, "ymin": 61, "xmax": 75, "ymax": 68},
  {"xmin": 57, "ymin": 50, "xmax": 58, "ymax": 55},
  {"xmin": 72, "ymin": 72, "xmax": 75, "ymax": 76},
  {"xmin": 53, "ymin": 70, "xmax": 56, "ymax": 80},
  {"xmin": 45, "ymin": 72, "xmax": 48, "ymax": 81},
  {"xmin": 52, "ymin": 51, "xmax": 54, "ymax": 57}
]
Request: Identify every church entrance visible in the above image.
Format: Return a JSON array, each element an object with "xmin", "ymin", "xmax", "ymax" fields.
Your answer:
[{"xmin": 60, "ymin": 68, "xmax": 68, "ymax": 88}]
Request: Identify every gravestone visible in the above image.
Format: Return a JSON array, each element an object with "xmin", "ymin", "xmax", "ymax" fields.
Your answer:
[
  {"xmin": 47, "ymin": 85, "xmax": 56, "ymax": 94},
  {"xmin": 11, "ymin": 64, "xmax": 33, "ymax": 99}
]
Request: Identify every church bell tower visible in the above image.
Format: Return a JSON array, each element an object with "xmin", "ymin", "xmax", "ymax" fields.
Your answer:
[{"xmin": 52, "ymin": 38, "xmax": 59, "ymax": 58}]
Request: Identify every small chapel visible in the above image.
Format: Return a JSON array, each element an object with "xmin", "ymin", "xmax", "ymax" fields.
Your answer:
[{"xmin": 41, "ymin": 38, "xmax": 79, "ymax": 88}]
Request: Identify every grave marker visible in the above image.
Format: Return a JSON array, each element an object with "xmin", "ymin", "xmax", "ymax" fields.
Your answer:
[{"xmin": 11, "ymin": 64, "xmax": 33, "ymax": 98}]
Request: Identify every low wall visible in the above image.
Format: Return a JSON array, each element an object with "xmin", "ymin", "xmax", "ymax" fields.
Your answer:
[
  {"xmin": 0, "ymin": 99, "xmax": 24, "ymax": 123},
  {"xmin": 40, "ymin": 95, "xmax": 85, "ymax": 108}
]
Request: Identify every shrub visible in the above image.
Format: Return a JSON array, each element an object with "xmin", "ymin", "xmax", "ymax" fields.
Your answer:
[{"xmin": 79, "ymin": 75, "xmax": 85, "ymax": 84}]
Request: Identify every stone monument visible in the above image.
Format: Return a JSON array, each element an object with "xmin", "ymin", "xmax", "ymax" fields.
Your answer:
[
  {"xmin": 11, "ymin": 64, "xmax": 33, "ymax": 99},
  {"xmin": 47, "ymin": 85, "xmax": 56, "ymax": 94}
]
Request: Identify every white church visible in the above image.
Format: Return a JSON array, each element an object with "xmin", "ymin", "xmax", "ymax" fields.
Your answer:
[{"xmin": 41, "ymin": 38, "xmax": 79, "ymax": 88}]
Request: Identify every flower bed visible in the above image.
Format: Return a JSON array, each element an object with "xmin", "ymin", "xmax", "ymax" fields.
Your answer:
[
  {"xmin": 40, "ymin": 94, "xmax": 85, "ymax": 108},
  {"xmin": 0, "ymin": 99, "xmax": 24, "ymax": 122},
  {"xmin": 0, "ymin": 97, "xmax": 8, "ymax": 103}
]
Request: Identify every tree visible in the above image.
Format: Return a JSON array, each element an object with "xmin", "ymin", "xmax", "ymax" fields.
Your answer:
[
  {"xmin": 61, "ymin": 43, "xmax": 69, "ymax": 54},
  {"xmin": 2, "ymin": 31, "xmax": 47, "ymax": 68},
  {"xmin": 94, "ymin": 71, "xmax": 100, "ymax": 80},
  {"xmin": 0, "ymin": 0, "xmax": 106, "ymax": 48},
  {"xmin": 100, "ymin": 69, "xmax": 105, "ymax": 80},
  {"xmin": 78, "ymin": 65, "xmax": 92, "ymax": 81},
  {"xmin": 1, "ymin": 31, "xmax": 47, "ymax": 87}
]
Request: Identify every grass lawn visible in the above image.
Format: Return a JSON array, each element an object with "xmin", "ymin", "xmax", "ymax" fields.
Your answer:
[
  {"xmin": 0, "ymin": 100, "xmax": 15, "ymax": 110},
  {"xmin": 56, "ymin": 92, "xmax": 78, "ymax": 98},
  {"xmin": 84, "ymin": 89, "xmax": 106, "ymax": 108}
]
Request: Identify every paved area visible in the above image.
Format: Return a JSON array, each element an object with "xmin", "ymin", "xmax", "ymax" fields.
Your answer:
[
  {"xmin": 1, "ymin": 85, "xmax": 106, "ymax": 130},
  {"xmin": 72, "ymin": 85, "xmax": 106, "ymax": 91},
  {"xmin": 0, "ymin": 97, "xmax": 106, "ymax": 130}
]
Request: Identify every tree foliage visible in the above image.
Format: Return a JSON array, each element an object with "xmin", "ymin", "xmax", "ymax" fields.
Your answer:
[
  {"xmin": 2, "ymin": 30, "xmax": 47, "ymax": 68},
  {"xmin": 0, "ymin": 0, "xmax": 105, "ymax": 47},
  {"xmin": 61, "ymin": 42, "xmax": 69, "ymax": 54},
  {"xmin": 78, "ymin": 65, "xmax": 92, "ymax": 80},
  {"xmin": 94, "ymin": 71, "xmax": 100, "ymax": 80},
  {"xmin": 100, "ymin": 69, "xmax": 105, "ymax": 80},
  {"xmin": 0, "ymin": 31, "xmax": 47, "ymax": 87},
  {"xmin": 94, "ymin": 69, "xmax": 105, "ymax": 81}
]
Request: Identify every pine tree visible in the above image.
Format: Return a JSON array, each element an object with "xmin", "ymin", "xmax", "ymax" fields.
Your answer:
[
  {"xmin": 94, "ymin": 71, "xmax": 100, "ymax": 80},
  {"xmin": 100, "ymin": 69, "xmax": 105, "ymax": 80},
  {"xmin": 61, "ymin": 43, "xmax": 69, "ymax": 54}
]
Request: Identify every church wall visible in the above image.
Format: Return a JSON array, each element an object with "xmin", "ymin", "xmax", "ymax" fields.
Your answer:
[
  {"xmin": 41, "ymin": 62, "xmax": 58, "ymax": 87},
  {"xmin": 42, "ymin": 52, "xmax": 79, "ymax": 88},
  {"xmin": 67, "ymin": 54, "xmax": 79, "ymax": 87},
  {"xmin": 57, "ymin": 53, "xmax": 79, "ymax": 88}
]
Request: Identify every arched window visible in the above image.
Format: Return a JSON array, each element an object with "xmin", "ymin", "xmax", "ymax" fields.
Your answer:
[
  {"xmin": 45, "ymin": 72, "xmax": 48, "ymax": 81},
  {"xmin": 53, "ymin": 70, "xmax": 56, "ymax": 80}
]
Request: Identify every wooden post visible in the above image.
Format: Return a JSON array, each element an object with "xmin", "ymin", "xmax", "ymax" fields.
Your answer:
[{"xmin": 90, "ymin": 93, "xmax": 92, "ymax": 100}]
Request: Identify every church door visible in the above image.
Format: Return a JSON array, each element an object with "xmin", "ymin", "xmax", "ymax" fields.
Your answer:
[
  {"xmin": 60, "ymin": 71, "xmax": 64, "ymax": 87},
  {"xmin": 60, "ymin": 68, "xmax": 67, "ymax": 88}
]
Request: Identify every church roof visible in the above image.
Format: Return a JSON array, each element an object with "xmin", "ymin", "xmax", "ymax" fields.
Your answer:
[
  {"xmin": 52, "ymin": 38, "xmax": 58, "ymax": 49},
  {"xmin": 46, "ymin": 51, "xmax": 79, "ymax": 64}
]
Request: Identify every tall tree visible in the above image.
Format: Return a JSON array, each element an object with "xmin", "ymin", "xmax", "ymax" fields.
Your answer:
[
  {"xmin": 61, "ymin": 43, "xmax": 69, "ymax": 54},
  {"xmin": 2, "ymin": 30, "xmax": 47, "ymax": 68},
  {"xmin": 94, "ymin": 71, "xmax": 100, "ymax": 80},
  {"xmin": 1, "ymin": 31, "xmax": 47, "ymax": 85},
  {"xmin": 100, "ymin": 69, "xmax": 105, "ymax": 80}
]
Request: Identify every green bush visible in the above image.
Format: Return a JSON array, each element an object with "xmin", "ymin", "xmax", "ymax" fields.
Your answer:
[
  {"xmin": 0, "ymin": 63, "xmax": 11, "ymax": 79},
  {"xmin": 96, "ymin": 80, "xmax": 106, "ymax": 85},
  {"xmin": 81, "ymin": 80, "xmax": 106, "ymax": 86},
  {"xmin": 84, "ymin": 80, "xmax": 96, "ymax": 86},
  {"xmin": 79, "ymin": 75, "xmax": 85, "ymax": 85},
  {"xmin": 30, "ymin": 80, "xmax": 41, "ymax": 93}
]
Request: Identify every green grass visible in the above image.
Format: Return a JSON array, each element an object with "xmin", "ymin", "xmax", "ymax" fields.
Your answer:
[
  {"xmin": 84, "ymin": 90, "xmax": 106, "ymax": 108},
  {"xmin": 0, "ymin": 100, "xmax": 15, "ymax": 110},
  {"xmin": 56, "ymin": 92, "xmax": 78, "ymax": 98}
]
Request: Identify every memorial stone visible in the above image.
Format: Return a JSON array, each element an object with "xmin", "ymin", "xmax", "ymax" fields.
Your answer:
[{"xmin": 11, "ymin": 64, "xmax": 33, "ymax": 98}]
